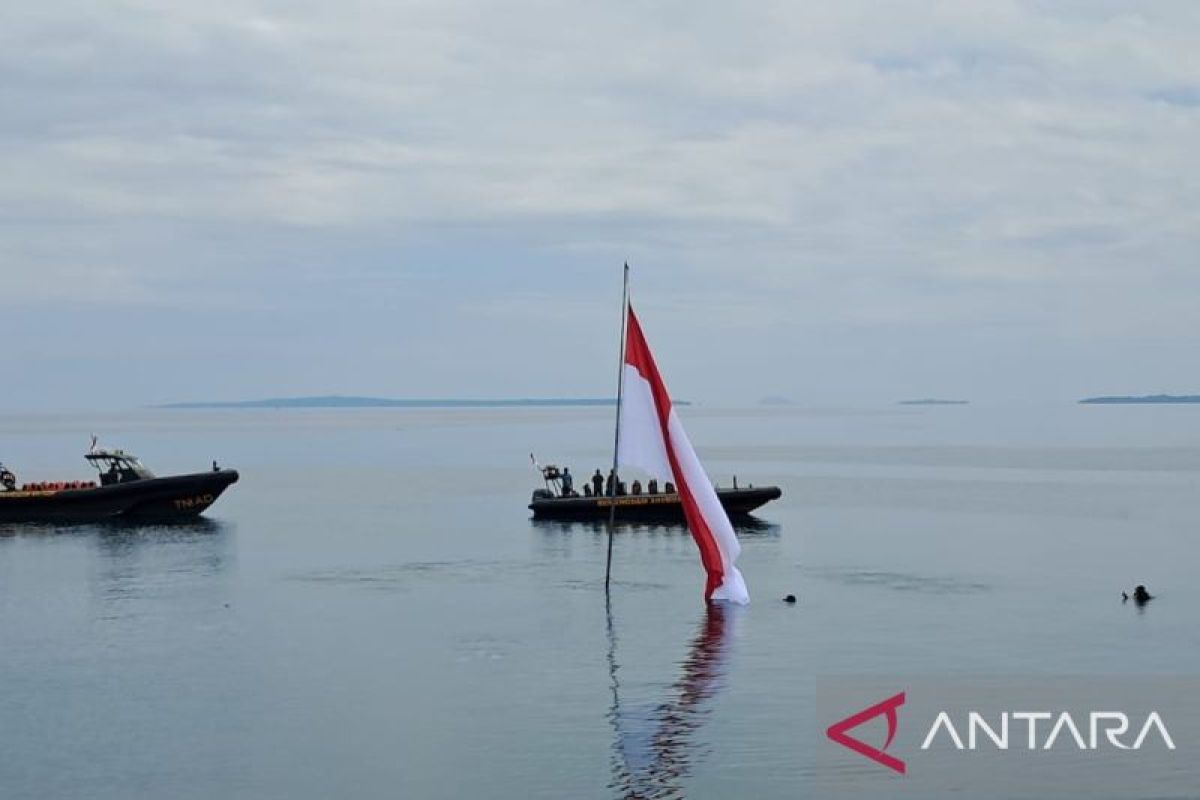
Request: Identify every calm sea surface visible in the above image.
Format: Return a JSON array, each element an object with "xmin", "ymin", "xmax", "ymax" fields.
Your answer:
[{"xmin": 1, "ymin": 405, "xmax": 1198, "ymax": 799}]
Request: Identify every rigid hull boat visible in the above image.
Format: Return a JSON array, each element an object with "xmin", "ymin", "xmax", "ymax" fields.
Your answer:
[
  {"xmin": 527, "ymin": 463, "xmax": 780, "ymax": 521},
  {"xmin": 0, "ymin": 449, "xmax": 238, "ymax": 523},
  {"xmin": 528, "ymin": 484, "xmax": 782, "ymax": 521}
]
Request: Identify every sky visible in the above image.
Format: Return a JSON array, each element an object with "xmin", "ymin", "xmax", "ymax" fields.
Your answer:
[{"xmin": 2, "ymin": 0, "xmax": 1199, "ymax": 411}]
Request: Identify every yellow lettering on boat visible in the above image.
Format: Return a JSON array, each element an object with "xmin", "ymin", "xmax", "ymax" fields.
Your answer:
[
  {"xmin": 596, "ymin": 494, "xmax": 680, "ymax": 507},
  {"xmin": 173, "ymin": 494, "xmax": 215, "ymax": 510}
]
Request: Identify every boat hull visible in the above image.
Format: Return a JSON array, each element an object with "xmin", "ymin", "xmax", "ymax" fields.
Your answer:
[
  {"xmin": 0, "ymin": 470, "xmax": 239, "ymax": 523},
  {"xmin": 528, "ymin": 486, "xmax": 781, "ymax": 521}
]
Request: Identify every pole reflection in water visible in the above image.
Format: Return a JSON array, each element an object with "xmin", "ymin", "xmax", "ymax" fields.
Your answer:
[{"xmin": 607, "ymin": 600, "xmax": 737, "ymax": 799}]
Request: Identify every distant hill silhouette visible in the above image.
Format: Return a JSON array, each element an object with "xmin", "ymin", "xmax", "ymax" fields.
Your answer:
[
  {"xmin": 897, "ymin": 398, "xmax": 969, "ymax": 405},
  {"xmin": 155, "ymin": 395, "xmax": 618, "ymax": 409},
  {"xmin": 1079, "ymin": 394, "xmax": 1200, "ymax": 405},
  {"xmin": 155, "ymin": 395, "xmax": 694, "ymax": 410}
]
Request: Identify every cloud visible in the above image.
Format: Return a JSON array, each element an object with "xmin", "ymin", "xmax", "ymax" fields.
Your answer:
[{"xmin": 1, "ymin": 1, "xmax": 1199, "ymax": 407}]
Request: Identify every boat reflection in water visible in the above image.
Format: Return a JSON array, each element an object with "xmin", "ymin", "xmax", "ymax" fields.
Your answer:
[
  {"xmin": 607, "ymin": 602, "xmax": 737, "ymax": 799},
  {"xmin": 89, "ymin": 518, "xmax": 234, "ymax": 604},
  {"xmin": 0, "ymin": 516, "xmax": 229, "ymax": 539}
]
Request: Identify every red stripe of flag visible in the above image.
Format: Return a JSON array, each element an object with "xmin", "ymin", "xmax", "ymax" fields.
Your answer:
[{"xmin": 624, "ymin": 305, "xmax": 726, "ymax": 600}]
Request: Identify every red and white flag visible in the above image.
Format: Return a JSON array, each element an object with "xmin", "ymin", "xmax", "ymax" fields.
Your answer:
[{"xmin": 616, "ymin": 305, "xmax": 749, "ymax": 604}]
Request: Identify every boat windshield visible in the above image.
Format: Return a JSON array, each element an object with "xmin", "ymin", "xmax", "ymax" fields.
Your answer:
[
  {"xmin": 0, "ymin": 462, "xmax": 15, "ymax": 491},
  {"xmin": 86, "ymin": 450, "xmax": 156, "ymax": 485}
]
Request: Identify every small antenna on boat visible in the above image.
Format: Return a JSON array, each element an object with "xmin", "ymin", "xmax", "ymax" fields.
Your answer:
[{"xmin": 605, "ymin": 262, "xmax": 630, "ymax": 595}]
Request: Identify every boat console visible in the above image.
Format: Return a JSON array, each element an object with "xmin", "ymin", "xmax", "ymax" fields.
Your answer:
[{"xmin": 86, "ymin": 449, "xmax": 156, "ymax": 486}]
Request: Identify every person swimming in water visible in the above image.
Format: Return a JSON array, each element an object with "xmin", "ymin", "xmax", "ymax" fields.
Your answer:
[{"xmin": 1122, "ymin": 584, "xmax": 1153, "ymax": 605}]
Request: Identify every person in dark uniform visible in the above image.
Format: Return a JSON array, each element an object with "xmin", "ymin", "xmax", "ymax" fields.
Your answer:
[
  {"xmin": 606, "ymin": 469, "xmax": 617, "ymax": 497},
  {"xmin": 647, "ymin": 478, "xmax": 658, "ymax": 494},
  {"xmin": 592, "ymin": 469, "xmax": 604, "ymax": 497},
  {"xmin": 561, "ymin": 467, "xmax": 574, "ymax": 496}
]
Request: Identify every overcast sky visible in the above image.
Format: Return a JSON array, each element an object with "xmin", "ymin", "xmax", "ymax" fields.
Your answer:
[{"xmin": 3, "ymin": 1, "xmax": 1198, "ymax": 411}]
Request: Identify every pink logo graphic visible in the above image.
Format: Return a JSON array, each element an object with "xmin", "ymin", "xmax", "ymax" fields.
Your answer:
[{"xmin": 826, "ymin": 692, "xmax": 907, "ymax": 774}]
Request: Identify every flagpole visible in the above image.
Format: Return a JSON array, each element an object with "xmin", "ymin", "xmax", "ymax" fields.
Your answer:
[{"xmin": 605, "ymin": 262, "xmax": 630, "ymax": 594}]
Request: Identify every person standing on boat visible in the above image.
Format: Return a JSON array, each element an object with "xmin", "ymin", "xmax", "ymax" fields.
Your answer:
[
  {"xmin": 560, "ymin": 467, "xmax": 574, "ymax": 496},
  {"xmin": 592, "ymin": 469, "xmax": 604, "ymax": 497},
  {"xmin": 606, "ymin": 469, "xmax": 617, "ymax": 497}
]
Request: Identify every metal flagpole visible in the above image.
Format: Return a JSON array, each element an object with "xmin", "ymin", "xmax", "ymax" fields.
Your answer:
[{"xmin": 605, "ymin": 262, "xmax": 630, "ymax": 594}]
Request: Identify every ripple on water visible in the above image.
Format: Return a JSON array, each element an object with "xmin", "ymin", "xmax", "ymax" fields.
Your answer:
[
  {"xmin": 287, "ymin": 559, "xmax": 540, "ymax": 591},
  {"xmin": 558, "ymin": 578, "xmax": 671, "ymax": 593},
  {"xmin": 811, "ymin": 566, "xmax": 991, "ymax": 595}
]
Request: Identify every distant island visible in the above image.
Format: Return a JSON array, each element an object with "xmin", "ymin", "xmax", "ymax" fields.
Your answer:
[
  {"xmin": 897, "ymin": 398, "xmax": 969, "ymax": 406},
  {"xmin": 758, "ymin": 395, "xmax": 794, "ymax": 406},
  {"xmin": 1079, "ymin": 394, "xmax": 1200, "ymax": 405},
  {"xmin": 155, "ymin": 395, "xmax": 620, "ymax": 410}
]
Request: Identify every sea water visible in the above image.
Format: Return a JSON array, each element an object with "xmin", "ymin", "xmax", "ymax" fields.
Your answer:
[{"xmin": 1, "ymin": 405, "xmax": 1198, "ymax": 799}]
